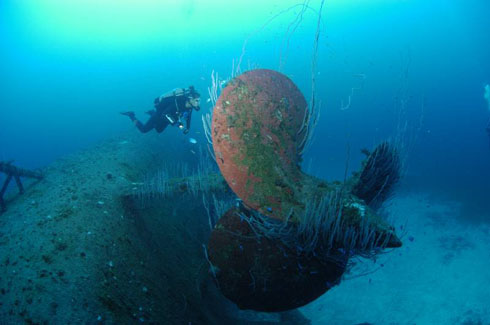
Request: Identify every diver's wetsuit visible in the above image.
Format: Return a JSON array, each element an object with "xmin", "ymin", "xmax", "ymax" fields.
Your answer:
[{"xmin": 132, "ymin": 95, "xmax": 193, "ymax": 134}]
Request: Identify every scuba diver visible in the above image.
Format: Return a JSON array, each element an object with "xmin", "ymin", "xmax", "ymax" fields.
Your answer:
[{"xmin": 121, "ymin": 86, "xmax": 200, "ymax": 134}]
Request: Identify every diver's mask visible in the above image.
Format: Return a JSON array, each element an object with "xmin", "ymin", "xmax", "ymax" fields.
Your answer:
[{"xmin": 188, "ymin": 97, "xmax": 200, "ymax": 110}]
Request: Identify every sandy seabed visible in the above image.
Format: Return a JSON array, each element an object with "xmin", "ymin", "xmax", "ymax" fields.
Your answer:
[{"xmin": 301, "ymin": 193, "xmax": 490, "ymax": 325}]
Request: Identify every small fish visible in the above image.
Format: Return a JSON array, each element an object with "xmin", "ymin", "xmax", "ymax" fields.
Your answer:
[
  {"xmin": 189, "ymin": 138, "xmax": 197, "ymax": 144},
  {"xmin": 190, "ymin": 150, "xmax": 196, "ymax": 155}
]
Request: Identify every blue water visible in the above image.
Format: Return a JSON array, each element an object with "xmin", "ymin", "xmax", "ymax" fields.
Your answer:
[{"xmin": 1, "ymin": 0, "xmax": 490, "ymax": 322}]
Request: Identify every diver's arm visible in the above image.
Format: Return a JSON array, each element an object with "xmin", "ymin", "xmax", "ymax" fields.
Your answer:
[{"xmin": 185, "ymin": 109, "xmax": 192, "ymax": 130}]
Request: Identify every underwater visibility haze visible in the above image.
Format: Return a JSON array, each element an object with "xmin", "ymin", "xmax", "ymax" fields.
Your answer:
[{"xmin": 1, "ymin": 0, "xmax": 490, "ymax": 324}]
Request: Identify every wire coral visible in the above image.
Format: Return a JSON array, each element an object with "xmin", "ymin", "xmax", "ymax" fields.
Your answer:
[{"xmin": 352, "ymin": 142, "xmax": 401, "ymax": 210}]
